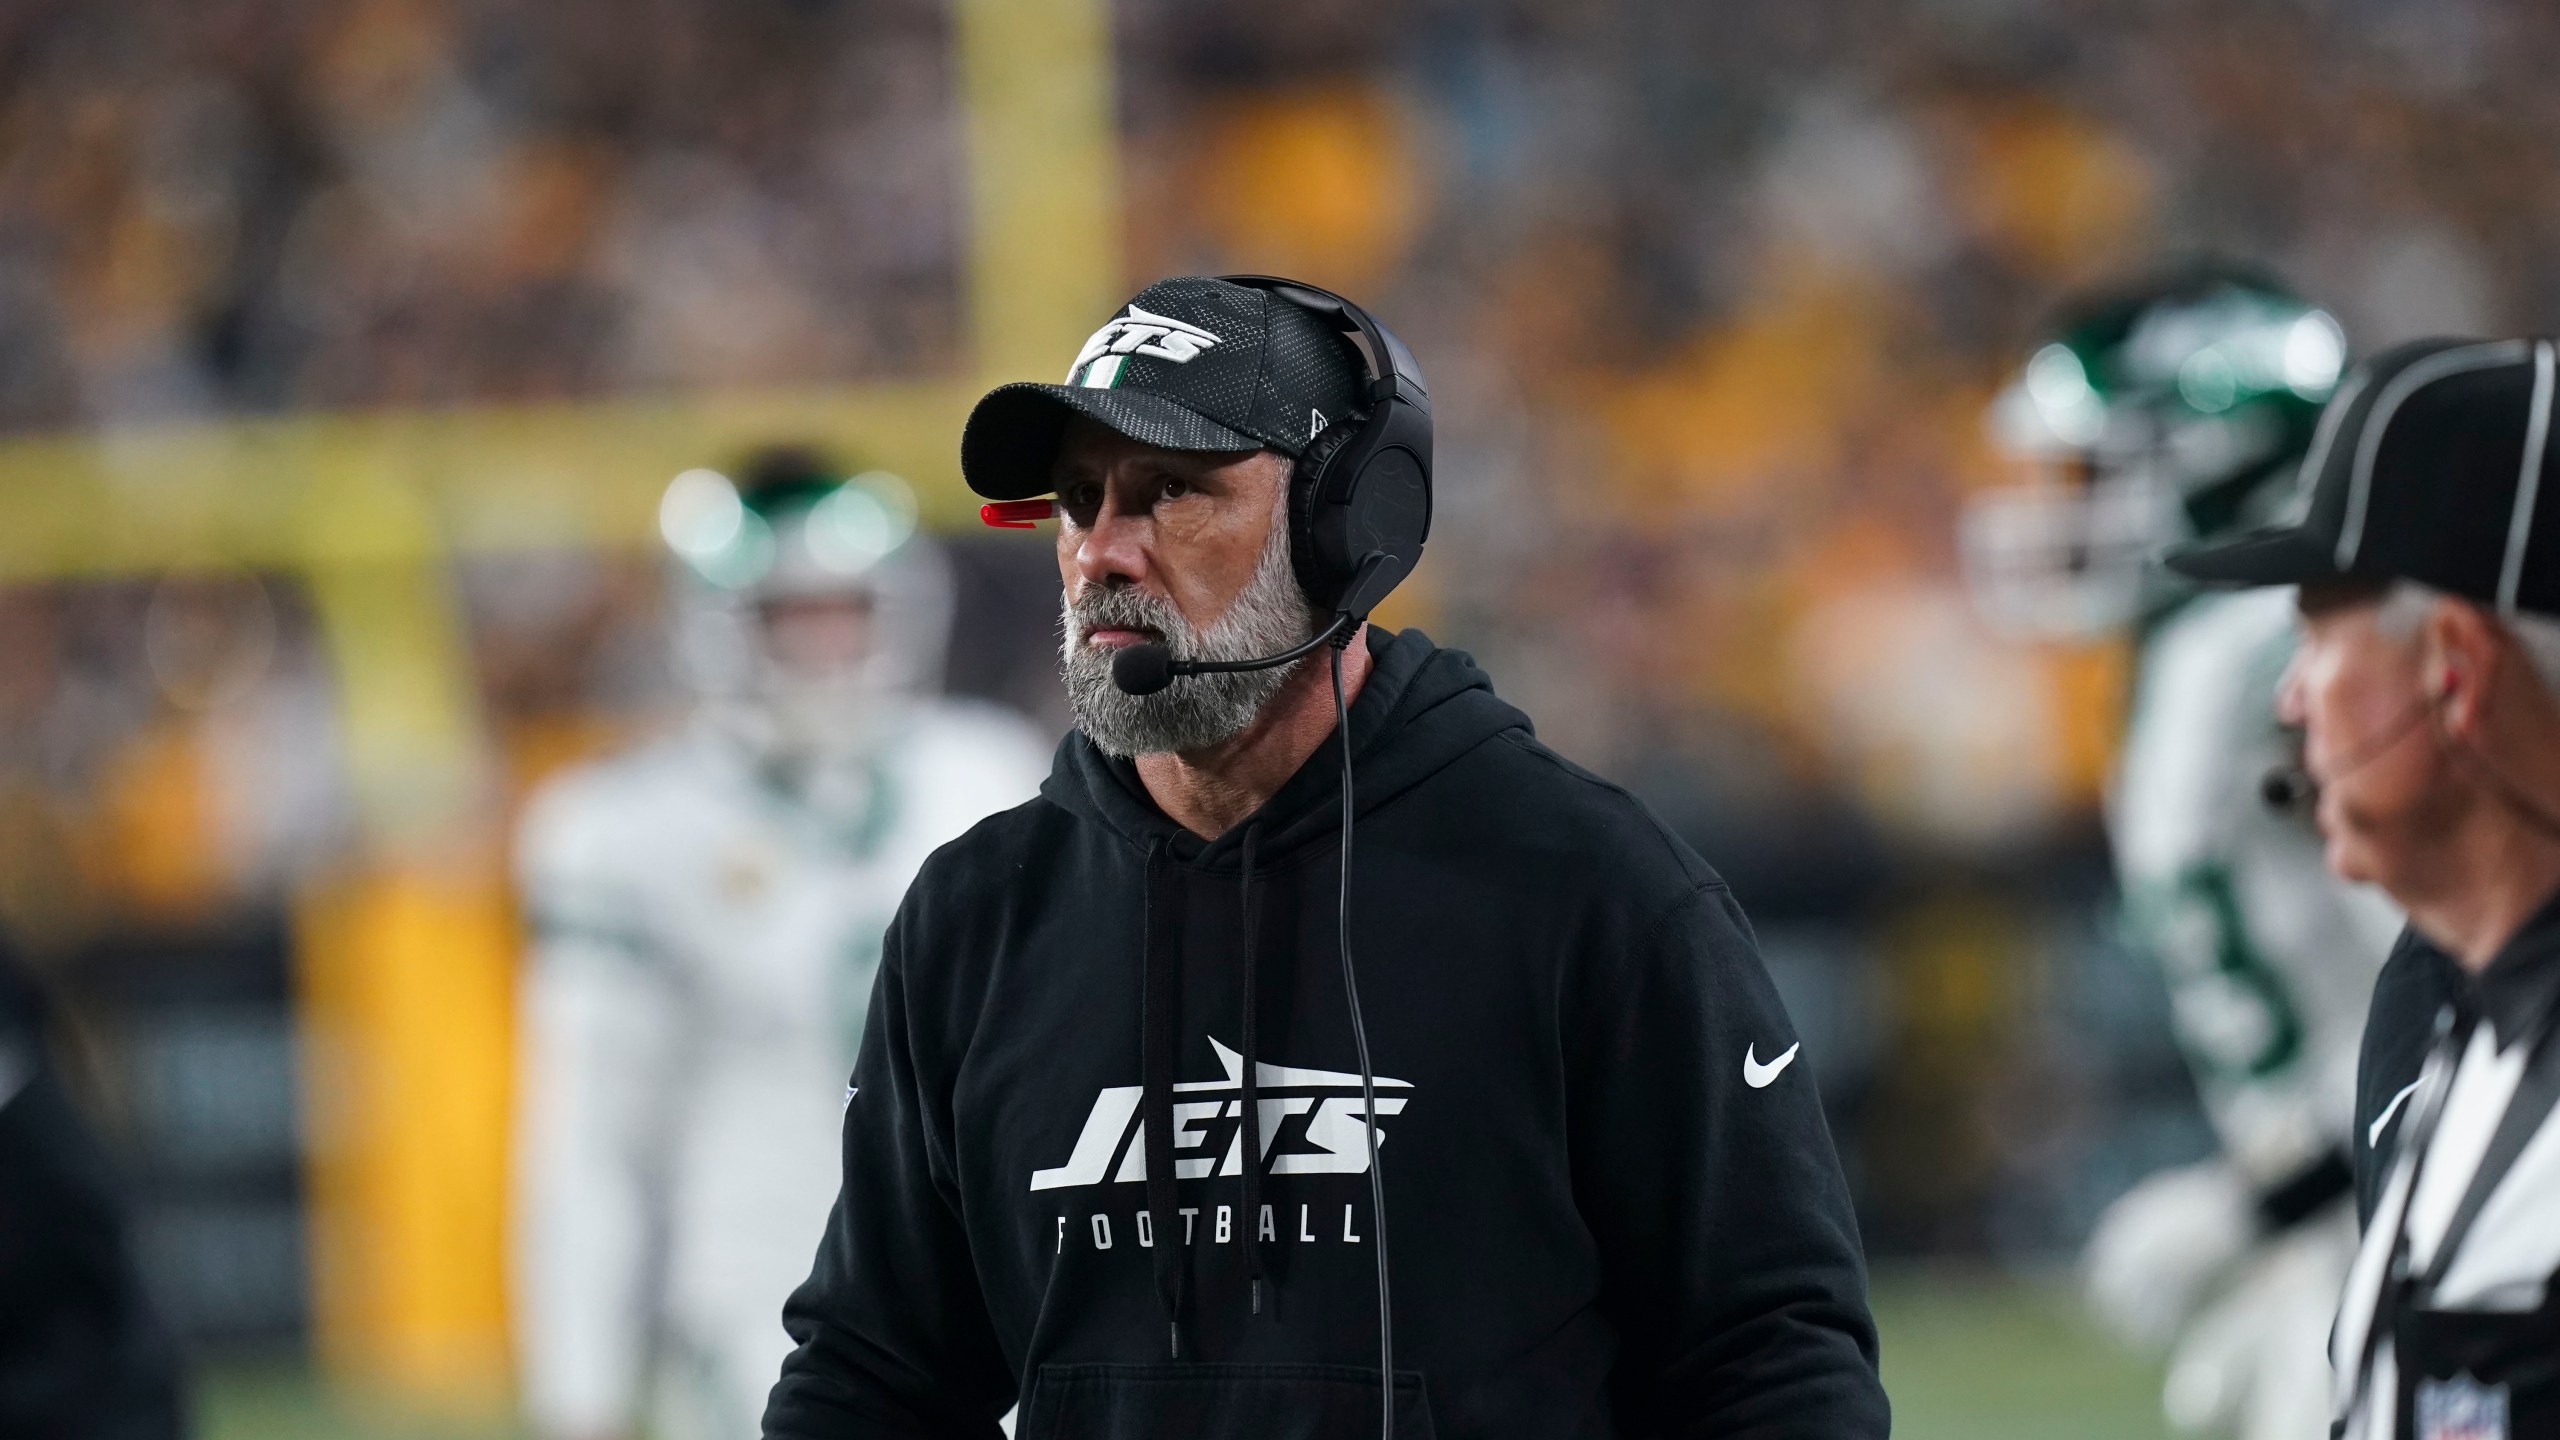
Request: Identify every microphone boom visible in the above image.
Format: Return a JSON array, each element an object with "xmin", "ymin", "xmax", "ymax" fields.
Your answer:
[{"xmin": 1107, "ymin": 613, "xmax": 1357, "ymax": 697}]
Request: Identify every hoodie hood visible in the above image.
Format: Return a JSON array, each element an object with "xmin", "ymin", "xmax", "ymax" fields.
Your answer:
[{"xmin": 1040, "ymin": 626, "xmax": 1529, "ymax": 866}]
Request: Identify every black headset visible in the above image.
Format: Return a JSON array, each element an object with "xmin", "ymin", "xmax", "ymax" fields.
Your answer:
[{"xmin": 1218, "ymin": 274, "xmax": 1434, "ymax": 624}]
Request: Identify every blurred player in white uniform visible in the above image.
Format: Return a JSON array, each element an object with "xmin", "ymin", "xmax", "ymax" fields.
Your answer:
[
  {"xmin": 1962, "ymin": 270, "xmax": 2404, "ymax": 1440},
  {"xmin": 513, "ymin": 448, "xmax": 1052, "ymax": 1440}
]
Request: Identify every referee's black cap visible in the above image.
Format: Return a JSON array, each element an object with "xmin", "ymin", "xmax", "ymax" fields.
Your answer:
[
  {"xmin": 960, "ymin": 277, "xmax": 1367, "ymax": 501},
  {"xmin": 2168, "ymin": 338, "xmax": 2560, "ymax": 618}
]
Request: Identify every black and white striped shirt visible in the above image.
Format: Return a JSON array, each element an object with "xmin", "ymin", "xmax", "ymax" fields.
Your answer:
[{"xmin": 2337, "ymin": 892, "xmax": 2560, "ymax": 1440}]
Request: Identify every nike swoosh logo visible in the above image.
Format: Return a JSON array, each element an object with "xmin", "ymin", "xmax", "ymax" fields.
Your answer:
[
  {"xmin": 1743, "ymin": 1042, "xmax": 1800, "ymax": 1089},
  {"xmin": 2368, "ymin": 1078, "xmax": 2421, "ymax": 1149}
]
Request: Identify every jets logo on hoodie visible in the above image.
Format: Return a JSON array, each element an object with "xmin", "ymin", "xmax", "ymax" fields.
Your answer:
[{"xmin": 1029, "ymin": 1038, "xmax": 1410, "ymax": 1192}]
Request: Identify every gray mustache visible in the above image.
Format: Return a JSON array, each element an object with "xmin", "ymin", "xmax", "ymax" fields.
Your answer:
[{"xmin": 1068, "ymin": 588, "xmax": 1195, "ymax": 652}]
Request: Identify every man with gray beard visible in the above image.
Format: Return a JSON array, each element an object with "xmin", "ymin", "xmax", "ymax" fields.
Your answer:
[{"xmin": 763, "ymin": 277, "xmax": 1887, "ymax": 1440}]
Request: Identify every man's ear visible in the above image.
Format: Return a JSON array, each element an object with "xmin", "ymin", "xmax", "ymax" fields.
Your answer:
[{"xmin": 2421, "ymin": 597, "xmax": 2504, "ymax": 737}]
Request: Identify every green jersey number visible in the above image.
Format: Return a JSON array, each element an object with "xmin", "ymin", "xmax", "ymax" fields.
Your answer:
[{"xmin": 2127, "ymin": 861, "xmax": 2306, "ymax": 1083}]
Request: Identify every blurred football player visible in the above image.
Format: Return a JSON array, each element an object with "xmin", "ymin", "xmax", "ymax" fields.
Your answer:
[
  {"xmin": 1961, "ymin": 269, "xmax": 2404, "ymax": 1440},
  {"xmin": 513, "ymin": 447, "xmax": 1052, "ymax": 1440}
]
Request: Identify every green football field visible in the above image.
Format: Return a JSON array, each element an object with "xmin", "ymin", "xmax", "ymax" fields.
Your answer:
[
  {"xmin": 1871, "ymin": 1268, "xmax": 2169, "ymax": 1440},
  {"xmin": 198, "ymin": 1267, "xmax": 2170, "ymax": 1438}
]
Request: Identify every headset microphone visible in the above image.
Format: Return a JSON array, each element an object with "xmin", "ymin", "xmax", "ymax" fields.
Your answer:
[
  {"xmin": 2259, "ymin": 693, "xmax": 2439, "ymax": 813},
  {"xmin": 1107, "ymin": 642, "xmax": 1180, "ymax": 698},
  {"xmin": 1111, "ymin": 613, "xmax": 1352, "ymax": 696},
  {"xmin": 2260, "ymin": 765, "xmax": 2317, "ymax": 811},
  {"xmin": 1109, "ymin": 555, "xmax": 1392, "ymax": 697}
]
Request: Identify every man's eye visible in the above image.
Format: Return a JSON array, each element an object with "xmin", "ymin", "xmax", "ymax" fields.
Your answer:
[{"xmin": 1160, "ymin": 478, "xmax": 1192, "ymax": 500}]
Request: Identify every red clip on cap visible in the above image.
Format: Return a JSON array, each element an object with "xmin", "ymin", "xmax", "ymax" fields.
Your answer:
[{"xmin": 980, "ymin": 499, "xmax": 1055, "ymax": 529}]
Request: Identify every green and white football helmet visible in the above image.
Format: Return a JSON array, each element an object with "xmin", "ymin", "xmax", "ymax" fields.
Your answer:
[
  {"xmin": 1961, "ymin": 266, "xmax": 2347, "ymax": 637},
  {"xmin": 657, "ymin": 445, "xmax": 953, "ymax": 765}
]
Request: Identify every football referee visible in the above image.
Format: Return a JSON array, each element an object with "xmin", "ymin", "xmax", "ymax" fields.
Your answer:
[{"xmin": 2169, "ymin": 338, "xmax": 2560, "ymax": 1440}]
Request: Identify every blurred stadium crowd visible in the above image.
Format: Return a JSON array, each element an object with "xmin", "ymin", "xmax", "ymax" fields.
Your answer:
[
  {"xmin": 4, "ymin": 0, "xmax": 2559, "ymax": 1412},
  {"xmin": 0, "ymin": 0, "xmax": 964, "ymax": 419}
]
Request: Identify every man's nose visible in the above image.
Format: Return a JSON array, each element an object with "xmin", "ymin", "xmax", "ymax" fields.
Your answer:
[
  {"xmin": 1072, "ymin": 494, "xmax": 1153, "ymax": 592},
  {"xmin": 2274, "ymin": 649, "xmax": 2308, "ymax": 728}
]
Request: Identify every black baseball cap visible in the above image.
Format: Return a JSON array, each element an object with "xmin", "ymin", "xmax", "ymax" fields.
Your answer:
[
  {"xmin": 960, "ymin": 277, "xmax": 1368, "ymax": 500},
  {"xmin": 2167, "ymin": 337, "xmax": 2560, "ymax": 618}
]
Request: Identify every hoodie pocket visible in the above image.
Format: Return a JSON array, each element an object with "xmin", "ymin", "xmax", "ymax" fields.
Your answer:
[{"xmin": 1019, "ymin": 1362, "xmax": 1435, "ymax": 1440}]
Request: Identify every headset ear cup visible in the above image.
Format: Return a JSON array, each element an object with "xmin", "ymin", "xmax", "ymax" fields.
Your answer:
[{"xmin": 1291, "ymin": 414, "xmax": 1365, "ymax": 610}]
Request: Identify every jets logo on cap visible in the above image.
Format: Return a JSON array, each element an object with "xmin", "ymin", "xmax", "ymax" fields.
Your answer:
[{"xmin": 1068, "ymin": 304, "xmax": 1222, "ymax": 388}]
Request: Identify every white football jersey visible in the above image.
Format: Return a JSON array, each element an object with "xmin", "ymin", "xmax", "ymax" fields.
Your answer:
[
  {"xmin": 512, "ymin": 699, "xmax": 1052, "ymax": 1439},
  {"xmin": 2110, "ymin": 586, "xmax": 2403, "ymax": 1189}
]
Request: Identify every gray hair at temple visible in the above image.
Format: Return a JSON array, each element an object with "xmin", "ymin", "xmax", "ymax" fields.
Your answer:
[{"xmin": 2376, "ymin": 582, "xmax": 2560, "ymax": 697}]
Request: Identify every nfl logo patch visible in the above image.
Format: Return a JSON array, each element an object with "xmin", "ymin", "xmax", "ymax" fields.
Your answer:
[{"xmin": 2416, "ymin": 1373, "xmax": 2508, "ymax": 1440}]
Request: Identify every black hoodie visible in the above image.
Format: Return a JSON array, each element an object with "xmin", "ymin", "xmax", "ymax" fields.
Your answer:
[{"xmin": 763, "ymin": 629, "xmax": 1886, "ymax": 1439}]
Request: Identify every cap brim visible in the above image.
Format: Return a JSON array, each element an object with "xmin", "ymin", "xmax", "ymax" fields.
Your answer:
[
  {"xmin": 2163, "ymin": 524, "xmax": 2349, "ymax": 587},
  {"xmin": 961, "ymin": 383, "xmax": 1266, "ymax": 499}
]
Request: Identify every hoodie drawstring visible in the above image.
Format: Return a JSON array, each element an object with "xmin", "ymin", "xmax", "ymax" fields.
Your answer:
[
  {"xmin": 1236, "ymin": 824, "xmax": 1266, "ymax": 1316},
  {"xmin": 1142, "ymin": 825, "xmax": 1276, "ymax": 1357},
  {"xmin": 1139, "ymin": 838, "xmax": 1189, "ymax": 1357}
]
